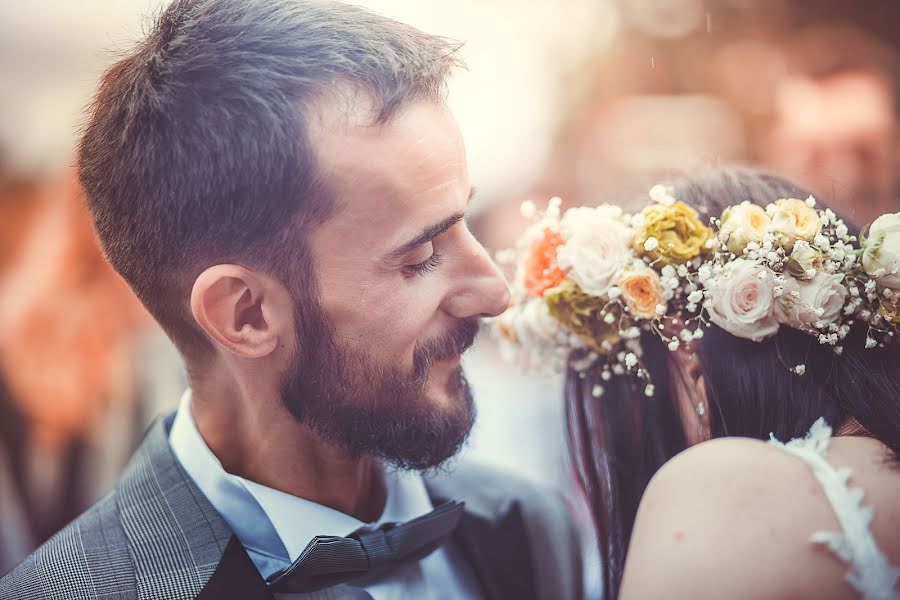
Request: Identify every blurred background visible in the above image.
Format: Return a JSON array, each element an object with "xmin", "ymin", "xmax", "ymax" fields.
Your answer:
[{"xmin": 2, "ymin": 0, "xmax": 899, "ymax": 591}]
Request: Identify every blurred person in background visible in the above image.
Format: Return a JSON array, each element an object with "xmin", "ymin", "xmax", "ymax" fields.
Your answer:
[
  {"xmin": 0, "ymin": 159, "xmax": 47, "ymax": 574},
  {"xmin": 0, "ymin": 168, "xmax": 181, "ymax": 574},
  {"xmin": 763, "ymin": 25, "xmax": 900, "ymax": 228}
]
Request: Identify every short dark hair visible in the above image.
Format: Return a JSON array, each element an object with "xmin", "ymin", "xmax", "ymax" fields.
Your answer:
[{"xmin": 77, "ymin": 0, "xmax": 461, "ymax": 360}]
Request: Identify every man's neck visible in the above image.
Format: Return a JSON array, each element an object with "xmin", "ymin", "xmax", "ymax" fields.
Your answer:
[{"xmin": 189, "ymin": 374, "xmax": 386, "ymax": 522}]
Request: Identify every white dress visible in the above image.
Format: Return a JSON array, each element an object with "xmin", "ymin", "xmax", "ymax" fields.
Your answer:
[{"xmin": 769, "ymin": 419, "xmax": 900, "ymax": 600}]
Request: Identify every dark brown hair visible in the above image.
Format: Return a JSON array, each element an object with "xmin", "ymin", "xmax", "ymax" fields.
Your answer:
[{"xmin": 77, "ymin": 0, "xmax": 461, "ymax": 361}]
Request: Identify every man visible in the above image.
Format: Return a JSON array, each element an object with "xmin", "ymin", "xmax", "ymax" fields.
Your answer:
[{"xmin": 0, "ymin": 1, "xmax": 582, "ymax": 599}]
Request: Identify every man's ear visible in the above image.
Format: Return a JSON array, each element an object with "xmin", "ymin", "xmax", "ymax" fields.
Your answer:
[{"xmin": 190, "ymin": 264, "xmax": 288, "ymax": 358}]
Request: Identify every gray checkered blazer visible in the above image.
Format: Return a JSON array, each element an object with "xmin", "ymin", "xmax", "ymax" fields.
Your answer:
[{"xmin": 0, "ymin": 414, "xmax": 583, "ymax": 600}]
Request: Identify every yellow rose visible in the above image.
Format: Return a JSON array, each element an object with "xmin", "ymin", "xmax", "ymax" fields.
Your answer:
[
  {"xmin": 769, "ymin": 198, "xmax": 821, "ymax": 250},
  {"xmin": 545, "ymin": 279, "xmax": 623, "ymax": 353},
  {"xmin": 617, "ymin": 265, "xmax": 664, "ymax": 320},
  {"xmin": 879, "ymin": 297, "xmax": 900, "ymax": 325},
  {"xmin": 634, "ymin": 201, "xmax": 712, "ymax": 265},
  {"xmin": 719, "ymin": 201, "xmax": 770, "ymax": 255}
]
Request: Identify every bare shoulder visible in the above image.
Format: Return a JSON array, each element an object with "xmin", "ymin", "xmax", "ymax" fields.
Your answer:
[{"xmin": 619, "ymin": 437, "xmax": 865, "ymax": 600}]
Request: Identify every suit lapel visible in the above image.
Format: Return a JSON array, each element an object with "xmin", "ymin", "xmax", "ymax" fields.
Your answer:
[
  {"xmin": 197, "ymin": 537, "xmax": 273, "ymax": 600},
  {"xmin": 454, "ymin": 503, "xmax": 537, "ymax": 600},
  {"xmin": 116, "ymin": 415, "xmax": 235, "ymax": 599},
  {"xmin": 426, "ymin": 479, "xmax": 537, "ymax": 600}
]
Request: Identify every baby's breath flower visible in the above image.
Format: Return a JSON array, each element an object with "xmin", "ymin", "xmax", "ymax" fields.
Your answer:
[{"xmin": 520, "ymin": 201, "xmax": 537, "ymax": 219}]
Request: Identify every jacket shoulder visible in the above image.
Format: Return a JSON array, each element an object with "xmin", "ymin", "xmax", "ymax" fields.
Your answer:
[
  {"xmin": 0, "ymin": 492, "xmax": 136, "ymax": 600},
  {"xmin": 427, "ymin": 459, "xmax": 585, "ymax": 600},
  {"xmin": 428, "ymin": 459, "xmax": 576, "ymax": 526}
]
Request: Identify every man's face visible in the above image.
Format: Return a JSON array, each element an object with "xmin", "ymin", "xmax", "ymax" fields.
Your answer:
[{"xmin": 280, "ymin": 99, "xmax": 510, "ymax": 470}]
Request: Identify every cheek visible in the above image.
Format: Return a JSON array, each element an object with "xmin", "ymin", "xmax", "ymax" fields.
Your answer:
[
  {"xmin": 380, "ymin": 284, "xmax": 447, "ymax": 351},
  {"xmin": 323, "ymin": 276, "xmax": 447, "ymax": 358}
]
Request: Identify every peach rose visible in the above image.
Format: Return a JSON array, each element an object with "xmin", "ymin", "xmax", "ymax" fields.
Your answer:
[
  {"xmin": 523, "ymin": 228, "xmax": 566, "ymax": 297},
  {"xmin": 617, "ymin": 265, "xmax": 664, "ymax": 320}
]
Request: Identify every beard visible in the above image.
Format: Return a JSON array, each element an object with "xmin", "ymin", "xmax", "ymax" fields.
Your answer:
[{"xmin": 280, "ymin": 299, "xmax": 479, "ymax": 470}]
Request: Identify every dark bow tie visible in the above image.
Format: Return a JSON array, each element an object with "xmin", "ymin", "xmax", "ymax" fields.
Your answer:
[{"xmin": 266, "ymin": 500, "xmax": 465, "ymax": 594}]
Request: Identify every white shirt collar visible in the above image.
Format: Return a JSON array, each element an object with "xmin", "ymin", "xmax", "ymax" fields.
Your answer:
[{"xmin": 168, "ymin": 390, "xmax": 435, "ymax": 575}]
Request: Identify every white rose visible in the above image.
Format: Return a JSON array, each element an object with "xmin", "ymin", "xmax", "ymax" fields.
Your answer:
[
  {"xmin": 719, "ymin": 201, "xmax": 770, "ymax": 255},
  {"xmin": 768, "ymin": 198, "xmax": 822, "ymax": 250},
  {"xmin": 786, "ymin": 240, "xmax": 821, "ymax": 280},
  {"xmin": 517, "ymin": 298, "xmax": 567, "ymax": 344},
  {"xmin": 776, "ymin": 272, "xmax": 848, "ymax": 327},
  {"xmin": 495, "ymin": 299, "xmax": 574, "ymax": 372},
  {"xmin": 559, "ymin": 205, "xmax": 626, "ymax": 237},
  {"xmin": 862, "ymin": 212, "xmax": 900, "ymax": 289},
  {"xmin": 705, "ymin": 258, "xmax": 779, "ymax": 342},
  {"xmin": 557, "ymin": 207, "xmax": 634, "ymax": 296}
]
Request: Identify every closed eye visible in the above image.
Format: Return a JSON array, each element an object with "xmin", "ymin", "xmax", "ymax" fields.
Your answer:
[{"xmin": 403, "ymin": 252, "xmax": 443, "ymax": 278}]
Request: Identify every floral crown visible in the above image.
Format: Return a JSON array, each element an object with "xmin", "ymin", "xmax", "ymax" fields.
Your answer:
[{"xmin": 492, "ymin": 185, "xmax": 900, "ymax": 397}]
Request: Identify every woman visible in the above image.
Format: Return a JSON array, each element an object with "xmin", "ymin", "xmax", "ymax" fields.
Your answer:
[{"xmin": 495, "ymin": 167, "xmax": 900, "ymax": 599}]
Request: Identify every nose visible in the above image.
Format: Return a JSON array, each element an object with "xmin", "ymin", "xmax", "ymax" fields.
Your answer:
[{"xmin": 442, "ymin": 231, "xmax": 511, "ymax": 320}]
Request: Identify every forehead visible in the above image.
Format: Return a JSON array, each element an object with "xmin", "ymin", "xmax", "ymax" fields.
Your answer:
[{"xmin": 309, "ymin": 98, "xmax": 468, "ymax": 235}]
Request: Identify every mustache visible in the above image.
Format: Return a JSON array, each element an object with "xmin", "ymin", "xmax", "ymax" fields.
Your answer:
[{"xmin": 413, "ymin": 319, "xmax": 480, "ymax": 378}]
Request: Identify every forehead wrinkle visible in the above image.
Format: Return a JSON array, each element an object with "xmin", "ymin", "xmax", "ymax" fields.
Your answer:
[
  {"xmin": 334, "ymin": 149, "xmax": 465, "ymax": 219},
  {"xmin": 332, "ymin": 159, "xmax": 467, "ymax": 261}
]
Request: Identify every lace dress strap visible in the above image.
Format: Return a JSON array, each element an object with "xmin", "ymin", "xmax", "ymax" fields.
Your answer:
[{"xmin": 768, "ymin": 418, "xmax": 900, "ymax": 600}]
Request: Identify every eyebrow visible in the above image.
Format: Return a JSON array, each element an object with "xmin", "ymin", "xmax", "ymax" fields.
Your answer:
[{"xmin": 387, "ymin": 187, "xmax": 476, "ymax": 261}]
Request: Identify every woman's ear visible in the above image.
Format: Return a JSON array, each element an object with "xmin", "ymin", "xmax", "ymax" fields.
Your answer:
[
  {"xmin": 190, "ymin": 264, "xmax": 288, "ymax": 358},
  {"xmin": 669, "ymin": 346, "xmax": 711, "ymax": 445}
]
